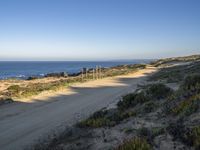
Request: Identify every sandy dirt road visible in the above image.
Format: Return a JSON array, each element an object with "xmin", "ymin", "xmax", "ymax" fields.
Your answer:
[{"xmin": 0, "ymin": 67, "xmax": 156, "ymax": 150}]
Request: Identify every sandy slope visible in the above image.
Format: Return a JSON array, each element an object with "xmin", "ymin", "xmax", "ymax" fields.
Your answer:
[{"xmin": 0, "ymin": 67, "xmax": 156, "ymax": 150}]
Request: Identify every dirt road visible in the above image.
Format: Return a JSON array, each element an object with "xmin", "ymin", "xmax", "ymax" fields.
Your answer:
[{"xmin": 0, "ymin": 67, "xmax": 156, "ymax": 150}]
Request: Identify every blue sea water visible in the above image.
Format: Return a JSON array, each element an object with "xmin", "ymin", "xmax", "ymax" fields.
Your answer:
[{"xmin": 0, "ymin": 60, "xmax": 153, "ymax": 79}]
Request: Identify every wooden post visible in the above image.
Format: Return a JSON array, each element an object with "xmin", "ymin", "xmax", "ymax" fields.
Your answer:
[
  {"xmin": 93, "ymin": 68, "xmax": 95, "ymax": 80},
  {"xmin": 81, "ymin": 68, "xmax": 84, "ymax": 81},
  {"xmin": 96, "ymin": 66, "xmax": 98, "ymax": 79},
  {"xmin": 99, "ymin": 66, "xmax": 101, "ymax": 79},
  {"xmin": 86, "ymin": 68, "xmax": 88, "ymax": 79}
]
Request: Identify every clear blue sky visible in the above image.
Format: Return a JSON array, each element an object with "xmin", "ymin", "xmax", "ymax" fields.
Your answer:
[{"xmin": 0, "ymin": 0, "xmax": 199, "ymax": 61}]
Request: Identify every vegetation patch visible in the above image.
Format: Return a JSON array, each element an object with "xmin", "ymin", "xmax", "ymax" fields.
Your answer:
[
  {"xmin": 77, "ymin": 109, "xmax": 136, "ymax": 128},
  {"xmin": 7, "ymin": 85, "xmax": 21, "ymax": 97},
  {"xmin": 117, "ymin": 92, "xmax": 148, "ymax": 110},
  {"xmin": 4, "ymin": 79, "xmax": 74, "ymax": 98},
  {"xmin": 186, "ymin": 126, "xmax": 200, "ymax": 150},
  {"xmin": 167, "ymin": 120, "xmax": 200, "ymax": 150},
  {"xmin": 104, "ymin": 64, "xmax": 146, "ymax": 77},
  {"xmin": 150, "ymin": 61, "xmax": 200, "ymax": 83},
  {"xmin": 151, "ymin": 55, "xmax": 200, "ymax": 67},
  {"xmin": 117, "ymin": 83, "xmax": 172, "ymax": 110},
  {"xmin": 163, "ymin": 74, "xmax": 200, "ymax": 116},
  {"xmin": 77, "ymin": 83, "xmax": 171, "ymax": 129},
  {"xmin": 142, "ymin": 101, "xmax": 158, "ymax": 113},
  {"xmin": 116, "ymin": 137, "xmax": 152, "ymax": 150},
  {"xmin": 180, "ymin": 74, "xmax": 200, "ymax": 92},
  {"xmin": 171, "ymin": 94, "xmax": 200, "ymax": 116},
  {"xmin": 145, "ymin": 83, "xmax": 173, "ymax": 99},
  {"xmin": 137, "ymin": 127, "xmax": 165, "ymax": 143}
]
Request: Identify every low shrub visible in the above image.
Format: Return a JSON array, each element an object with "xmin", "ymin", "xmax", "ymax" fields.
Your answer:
[
  {"xmin": 151, "ymin": 127, "xmax": 165, "ymax": 138},
  {"xmin": 137, "ymin": 127, "xmax": 151, "ymax": 138},
  {"xmin": 167, "ymin": 119, "xmax": 186, "ymax": 140},
  {"xmin": 181, "ymin": 74, "xmax": 200, "ymax": 91},
  {"xmin": 167, "ymin": 121, "xmax": 200, "ymax": 150},
  {"xmin": 142, "ymin": 101, "xmax": 158, "ymax": 113},
  {"xmin": 117, "ymin": 83, "xmax": 172, "ymax": 110},
  {"xmin": 108, "ymin": 111, "xmax": 136, "ymax": 123},
  {"xmin": 168, "ymin": 93, "xmax": 200, "ymax": 116},
  {"xmin": 7, "ymin": 85, "xmax": 21, "ymax": 97},
  {"xmin": 6, "ymin": 80, "xmax": 71, "ymax": 98},
  {"xmin": 78, "ymin": 117, "xmax": 113, "ymax": 128},
  {"xmin": 145, "ymin": 83, "xmax": 173, "ymax": 100},
  {"xmin": 137, "ymin": 127, "xmax": 165, "ymax": 142},
  {"xmin": 77, "ymin": 110, "xmax": 113, "ymax": 128},
  {"xmin": 116, "ymin": 137, "xmax": 152, "ymax": 150},
  {"xmin": 163, "ymin": 75, "xmax": 200, "ymax": 116},
  {"xmin": 117, "ymin": 92, "xmax": 148, "ymax": 110},
  {"xmin": 77, "ymin": 109, "xmax": 136, "ymax": 128},
  {"xmin": 186, "ymin": 126, "xmax": 200, "ymax": 150},
  {"xmin": 123, "ymin": 128, "xmax": 136, "ymax": 134}
]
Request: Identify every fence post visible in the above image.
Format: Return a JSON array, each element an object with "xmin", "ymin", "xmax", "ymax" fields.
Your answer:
[
  {"xmin": 81, "ymin": 68, "xmax": 84, "ymax": 81},
  {"xmin": 86, "ymin": 68, "xmax": 88, "ymax": 79},
  {"xmin": 93, "ymin": 68, "xmax": 95, "ymax": 80},
  {"xmin": 96, "ymin": 66, "xmax": 98, "ymax": 79},
  {"xmin": 99, "ymin": 66, "xmax": 101, "ymax": 79}
]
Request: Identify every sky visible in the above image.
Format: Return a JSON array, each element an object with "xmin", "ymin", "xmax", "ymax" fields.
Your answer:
[{"xmin": 0, "ymin": 0, "xmax": 200, "ymax": 61}]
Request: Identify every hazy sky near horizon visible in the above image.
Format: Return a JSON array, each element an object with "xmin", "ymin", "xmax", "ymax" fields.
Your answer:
[{"xmin": 0, "ymin": 0, "xmax": 200, "ymax": 61}]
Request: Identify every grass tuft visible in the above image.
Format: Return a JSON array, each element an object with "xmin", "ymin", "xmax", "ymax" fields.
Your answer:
[
  {"xmin": 77, "ymin": 109, "xmax": 136, "ymax": 128},
  {"xmin": 116, "ymin": 137, "xmax": 151, "ymax": 150}
]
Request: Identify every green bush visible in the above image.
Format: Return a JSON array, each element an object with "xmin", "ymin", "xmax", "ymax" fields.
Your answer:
[
  {"xmin": 117, "ymin": 92, "xmax": 148, "ymax": 110},
  {"xmin": 163, "ymin": 74, "xmax": 200, "ymax": 116},
  {"xmin": 116, "ymin": 137, "xmax": 151, "ymax": 150},
  {"xmin": 117, "ymin": 83, "xmax": 172, "ymax": 110},
  {"xmin": 142, "ymin": 101, "xmax": 158, "ymax": 113},
  {"xmin": 107, "ymin": 111, "xmax": 136, "ymax": 123},
  {"xmin": 146, "ymin": 83, "xmax": 173, "ymax": 100},
  {"xmin": 181, "ymin": 74, "xmax": 200, "ymax": 91},
  {"xmin": 167, "ymin": 121, "xmax": 200, "ymax": 150},
  {"xmin": 77, "ymin": 109, "xmax": 136, "ymax": 128},
  {"xmin": 186, "ymin": 126, "xmax": 200, "ymax": 150},
  {"xmin": 170, "ymin": 93, "xmax": 200, "ymax": 116},
  {"xmin": 78, "ymin": 117, "xmax": 112, "ymax": 128}
]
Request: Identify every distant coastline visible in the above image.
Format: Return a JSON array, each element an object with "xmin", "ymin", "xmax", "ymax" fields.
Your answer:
[{"xmin": 0, "ymin": 59, "xmax": 153, "ymax": 80}]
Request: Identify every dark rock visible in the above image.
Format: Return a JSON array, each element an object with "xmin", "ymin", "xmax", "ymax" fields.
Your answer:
[{"xmin": 45, "ymin": 72, "xmax": 68, "ymax": 78}]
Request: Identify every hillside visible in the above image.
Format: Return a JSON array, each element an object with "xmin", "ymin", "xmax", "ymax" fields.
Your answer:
[{"xmin": 32, "ymin": 55, "xmax": 200, "ymax": 150}]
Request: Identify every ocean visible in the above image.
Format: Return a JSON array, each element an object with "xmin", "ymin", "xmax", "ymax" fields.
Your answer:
[{"xmin": 0, "ymin": 60, "xmax": 153, "ymax": 79}]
